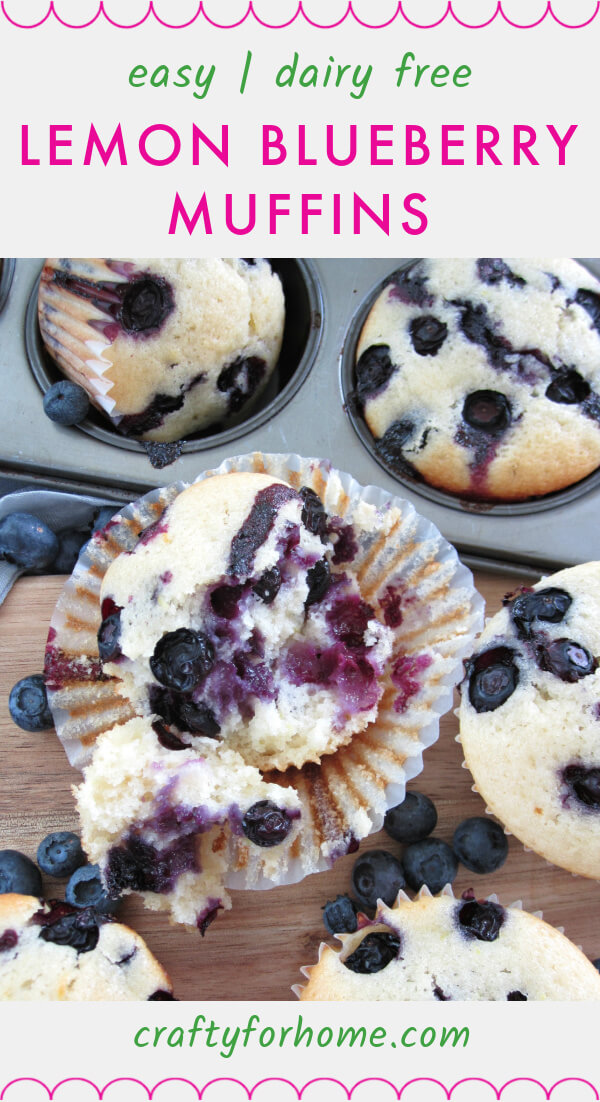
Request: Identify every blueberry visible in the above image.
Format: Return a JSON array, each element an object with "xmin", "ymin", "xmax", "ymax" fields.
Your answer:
[
  {"xmin": 384, "ymin": 792, "xmax": 437, "ymax": 844},
  {"xmin": 217, "ymin": 355, "xmax": 266, "ymax": 413},
  {"xmin": 351, "ymin": 849, "xmax": 405, "ymax": 910},
  {"xmin": 562, "ymin": 764, "xmax": 600, "ymax": 810},
  {"xmin": 150, "ymin": 628, "xmax": 215, "ymax": 692},
  {"xmin": 545, "ymin": 369, "xmax": 590, "ymax": 404},
  {"xmin": 452, "ymin": 817, "xmax": 508, "ymax": 874},
  {"xmin": 148, "ymin": 990, "xmax": 177, "ymax": 1000},
  {"xmin": 402, "ymin": 838, "xmax": 458, "ymax": 894},
  {"xmin": 0, "ymin": 930, "xmax": 18, "ymax": 951},
  {"xmin": 538, "ymin": 639, "xmax": 597, "ymax": 683},
  {"xmin": 97, "ymin": 610, "xmax": 122, "ymax": 663},
  {"xmin": 343, "ymin": 932, "xmax": 401, "ymax": 974},
  {"xmin": 299, "ymin": 486, "xmax": 328, "ymax": 540},
  {"xmin": 355, "ymin": 345, "xmax": 395, "ymax": 405},
  {"xmin": 466, "ymin": 646, "xmax": 519, "ymax": 713},
  {"xmin": 92, "ymin": 507, "xmax": 118, "ymax": 535},
  {"xmin": 120, "ymin": 276, "xmax": 174, "ymax": 333},
  {"xmin": 463, "ymin": 391, "xmax": 511, "ymax": 435},
  {"xmin": 65, "ymin": 864, "xmax": 120, "ymax": 914},
  {"xmin": 410, "ymin": 316, "xmax": 448, "ymax": 356},
  {"xmin": 375, "ymin": 420, "xmax": 421, "ymax": 481},
  {"xmin": 253, "ymin": 567, "xmax": 282, "ymax": 605},
  {"xmin": 476, "ymin": 259, "xmax": 525, "ymax": 287},
  {"xmin": 592, "ymin": 958, "xmax": 600, "ymax": 972},
  {"xmin": 242, "ymin": 801, "xmax": 293, "ymax": 847},
  {"xmin": 0, "ymin": 850, "xmax": 42, "ymax": 895},
  {"xmin": 53, "ymin": 528, "xmax": 89, "ymax": 574},
  {"xmin": 37, "ymin": 832, "xmax": 86, "ymax": 878},
  {"xmin": 575, "ymin": 287, "xmax": 600, "ymax": 333},
  {"xmin": 507, "ymin": 991, "xmax": 528, "ymax": 1000},
  {"xmin": 9, "ymin": 675, "xmax": 53, "ymax": 732},
  {"xmin": 36, "ymin": 903, "xmax": 102, "ymax": 954},
  {"xmin": 322, "ymin": 894, "xmax": 358, "ymax": 935},
  {"xmin": 305, "ymin": 559, "xmax": 331, "ymax": 608},
  {"xmin": 0, "ymin": 512, "xmax": 58, "ymax": 571},
  {"xmin": 457, "ymin": 899, "xmax": 505, "ymax": 942},
  {"xmin": 510, "ymin": 587, "xmax": 572, "ymax": 637},
  {"xmin": 43, "ymin": 380, "xmax": 90, "ymax": 426},
  {"xmin": 150, "ymin": 687, "xmax": 221, "ymax": 738}
]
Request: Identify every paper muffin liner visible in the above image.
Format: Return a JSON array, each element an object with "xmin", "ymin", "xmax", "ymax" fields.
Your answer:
[
  {"xmin": 292, "ymin": 885, "xmax": 586, "ymax": 1000},
  {"xmin": 45, "ymin": 452, "xmax": 483, "ymax": 892}
]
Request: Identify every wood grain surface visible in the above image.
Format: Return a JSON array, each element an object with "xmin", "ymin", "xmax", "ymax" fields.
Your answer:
[{"xmin": 1, "ymin": 572, "xmax": 599, "ymax": 1001}]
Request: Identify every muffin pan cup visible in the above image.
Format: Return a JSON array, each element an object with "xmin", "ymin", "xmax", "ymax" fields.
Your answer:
[
  {"xmin": 45, "ymin": 452, "xmax": 483, "ymax": 893},
  {"xmin": 1, "ymin": 258, "xmax": 599, "ymax": 568}
]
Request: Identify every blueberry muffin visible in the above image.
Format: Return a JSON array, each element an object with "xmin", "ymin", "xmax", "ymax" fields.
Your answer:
[
  {"xmin": 97, "ymin": 472, "xmax": 394, "ymax": 773},
  {"xmin": 356, "ymin": 258, "xmax": 600, "ymax": 501},
  {"xmin": 38, "ymin": 258, "xmax": 285, "ymax": 441},
  {"xmin": 297, "ymin": 891, "xmax": 600, "ymax": 1000},
  {"xmin": 75, "ymin": 715, "xmax": 301, "ymax": 931},
  {"xmin": 459, "ymin": 562, "xmax": 600, "ymax": 878},
  {"xmin": 0, "ymin": 893, "xmax": 174, "ymax": 1000}
]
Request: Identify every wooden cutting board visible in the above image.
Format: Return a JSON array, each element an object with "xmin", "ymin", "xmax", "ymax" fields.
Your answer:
[{"xmin": 1, "ymin": 573, "xmax": 599, "ymax": 1001}]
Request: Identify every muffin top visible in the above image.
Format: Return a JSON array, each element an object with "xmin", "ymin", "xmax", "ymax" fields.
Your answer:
[
  {"xmin": 356, "ymin": 258, "xmax": 600, "ymax": 501},
  {"xmin": 459, "ymin": 561, "xmax": 600, "ymax": 878},
  {"xmin": 298, "ymin": 891, "xmax": 600, "ymax": 1000},
  {"xmin": 38, "ymin": 258, "xmax": 285, "ymax": 441},
  {"xmin": 0, "ymin": 893, "xmax": 173, "ymax": 1001},
  {"xmin": 99, "ymin": 472, "xmax": 393, "ymax": 772}
]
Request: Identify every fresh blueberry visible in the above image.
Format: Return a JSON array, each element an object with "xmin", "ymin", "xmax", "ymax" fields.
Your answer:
[
  {"xmin": 322, "ymin": 894, "xmax": 358, "ymax": 935},
  {"xmin": 466, "ymin": 646, "xmax": 519, "ymax": 713},
  {"xmin": 384, "ymin": 792, "xmax": 437, "ymax": 844},
  {"xmin": 452, "ymin": 817, "xmax": 508, "ymax": 874},
  {"xmin": 150, "ymin": 628, "xmax": 215, "ymax": 692},
  {"xmin": 120, "ymin": 276, "xmax": 174, "ymax": 333},
  {"xmin": 0, "ymin": 512, "xmax": 58, "ymax": 571},
  {"xmin": 546, "ymin": 369, "xmax": 590, "ymax": 404},
  {"xmin": 402, "ymin": 838, "xmax": 458, "ymax": 894},
  {"xmin": 299, "ymin": 486, "xmax": 328, "ymax": 540},
  {"xmin": 343, "ymin": 932, "xmax": 401, "ymax": 974},
  {"xmin": 538, "ymin": 639, "xmax": 597, "ymax": 683},
  {"xmin": 457, "ymin": 899, "xmax": 505, "ymax": 942},
  {"xmin": 92, "ymin": 507, "xmax": 118, "ymax": 535},
  {"xmin": 9, "ymin": 674, "xmax": 53, "ymax": 732},
  {"xmin": 0, "ymin": 850, "xmax": 42, "ymax": 895},
  {"xmin": 355, "ymin": 344, "xmax": 395, "ymax": 405},
  {"xmin": 410, "ymin": 316, "xmax": 448, "ymax": 356},
  {"xmin": 253, "ymin": 567, "xmax": 282, "ymax": 605},
  {"xmin": 562, "ymin": 764, "xmax": 600, "ymax": 810},
  {"xmin": 43, "ymin": 380, "xmax": 90, "ymax": 426},
  {"xmin": 305, "ymin": 559, "xmax": 331, "ymax": 608},
  {"xmin": 509, "ymin": 587, "xmax": 572, "ymax": 637},
  {"xmin": 242, "ymin": 801, "xmax": 293, "ymax": 847},
  {"xmin": 35, "ymin": 902, "xmax": 103, "ymax": 954},
  {"xmin": 53, "ymin": 528, "xmax": 89, "ymax": 574},
  {"xmin": 463, "ymin": 391, "xmax": 511, "ymax": 435},
  {"xmin": 65, "ymin": 864, "xmax": 120, "ymax": 914},
  {"xmin": 351, "ymin": 849, "xmax": 405, "ymax": 910},
  {"xmin": 37, "ymin": 832, "xmax": 86, "ymax": 878}
]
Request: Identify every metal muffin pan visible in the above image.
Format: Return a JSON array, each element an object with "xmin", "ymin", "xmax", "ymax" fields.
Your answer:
[
  {"xmin": 1, "ymin": 257, "xmax": 599, "ymax": 571},
  {"xmin": 0, "ymin": 259, "xmax": 15, "ymax": 314},
  {"xmin": 27, "ymin": 259, "xmax": 322, "ymax": 455}
]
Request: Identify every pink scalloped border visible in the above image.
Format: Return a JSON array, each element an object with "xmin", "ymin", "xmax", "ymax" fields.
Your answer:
[
  {"xmin": 0, "ymin": 1, "xmax": 598, "ymax": 30},
  {"xmin": 0, "ymin": 1078, "xmax": 598, "ymax": 1099}
]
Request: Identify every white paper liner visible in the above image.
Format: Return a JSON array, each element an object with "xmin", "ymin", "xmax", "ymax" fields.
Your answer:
[
  {"xmin": 45, "ymin": 452, "xmax": 484, "ymax": 892},
  {"xmin": 292, "ymin": 885, "xmax": 598, "ymax": 1001}
]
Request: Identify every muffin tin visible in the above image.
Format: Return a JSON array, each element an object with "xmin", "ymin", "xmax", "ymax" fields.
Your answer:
[{"xmin": 1, "ymin": 257, "xmax": 600, "ymax": 571}]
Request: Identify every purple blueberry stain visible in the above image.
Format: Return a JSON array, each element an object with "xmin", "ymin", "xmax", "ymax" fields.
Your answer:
[
  {"xmin": 330, "ymin": 522, "xmax": 359, "ymax": 566},
  {"xmin": 391, "ymin": 653, "xmax": 433, "ymax": 713},
  {"xmin": 0, "ymin": 930, "xmax": 18, "ymax": 952},
  {"xmin": 388, "ymin": 263, "xmax": 433, "ymax": 308},
  {"xmin": 326, "ymin": 595, "xmax": 374, "ymax": 648},
  {"xmin": 476, "ymin": 259, "xmax": 525, "ymax": 288},
  {"xmin": 379, "ymin": 585, "xmax": 404, "ymax": 629}
]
